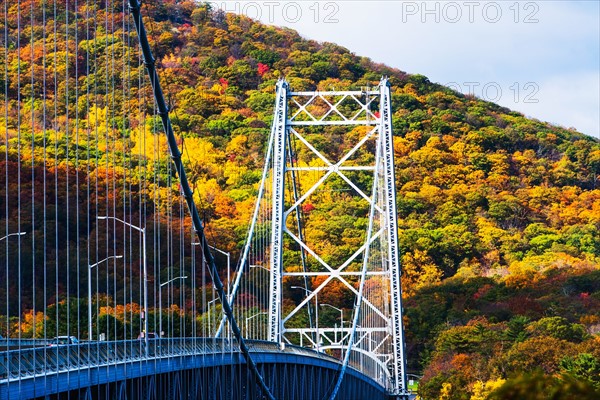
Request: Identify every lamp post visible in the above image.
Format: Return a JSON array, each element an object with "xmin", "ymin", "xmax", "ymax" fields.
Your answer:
[
  {"xmin": 250, "ymin": 264, "xmax": 269, "ymax": 272},
  {"xmin": 0, "ymin": 232, "xmax": 26, "ymax": 242},
  {"xmin": 193, "ymin": 243, "xmax": 231, "ymax": 295},
  {"xmin": 209, "ymin": 245, "xmax": 230, "ymax": 295},
  {"xmin": 291, "ymin": 286, "xmax": 320, "ymax": 351},
  {"xmin": 194, "ymin": 242, "xmax": 232, "ymax": 339},
  {"xmin": 207, "ymin": 298, "xmax": 218, "ymax": 335},
  {"xmin": 159, "ymin": 275, "xmax": 187, "ymax": 337},
  {"xmin": 320, "ymin": 303, "xmax": 343, "ymax": 344},
  {"xmin": 1, "ymin": 232, "xmax": 25, "ymax": 340},
  {"xmin": 245, "ymin": 312, "xmax": 268, "ymax": 338},
  {"xmin": 88, "ymin": 255, "xmax": 123, "ymax": 341},
  {"xmin": 98, "ymin": 216, "xmax": 148, "ymax": 355}
]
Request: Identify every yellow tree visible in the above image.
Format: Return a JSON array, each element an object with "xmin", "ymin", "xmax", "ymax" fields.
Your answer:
[
  {"xmin": 13, "ymin": 310, "xmax": 46, "ymax": 338},
  {"xmin": 401, "ymin": 249, "xmax": 443, "ymax": 297}
]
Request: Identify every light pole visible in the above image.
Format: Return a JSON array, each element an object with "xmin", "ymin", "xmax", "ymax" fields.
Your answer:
[
  {"xmin": 250, "ymin": 264, "xmax": 269, "ymax": 272},
  {"xmin": 98, "ymin": 216, "xmax": 148, "ymax": 355},
  {"xmin": 0, "ymin": 232, "xmax": 26, "ymax": 242},
  {"xmin": 88, "ymin": 255, "xmax": 123, "ymax": 341},
  {"xmin": 159, "ymin": 275, "xmax": 187, "ymax": 337},
  {"xmin": 245, "ymin": 311, "xmax": 268, "ymax": 338},
  {"xmin": 193, "ymin": 243, "xmax": 231, "ymax": 295},
  {"xmin": 1, "ymin": 232, "xmax": 25, "ymax": 339},
  {"xmin": 209, "ymin": 245, "xmax": 230, "ymax": 295},
  {"xmin": 291, "ymin": 286, "xmax": 320, "ymax": 351},
  {"xmin": 194, "ymin": 242, "xmax": 232, "ymax": 339},
  {"xmin": 320, "ymin": 303, "xmax": 343, "ymax": 344},
  {"xmin": 207, "ymin": 298, "xmax": 218, "ymax": 335}
]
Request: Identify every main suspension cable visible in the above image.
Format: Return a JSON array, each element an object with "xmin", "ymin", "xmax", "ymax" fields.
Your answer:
[{"xmin": 127, "ymin": 2, "xmax": 275, "ymax": 398}]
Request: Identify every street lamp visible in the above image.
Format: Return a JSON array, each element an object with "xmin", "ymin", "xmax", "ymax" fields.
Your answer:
[
  {"xmin": 159, "ymin": 275, "xmax": 187, "ymax": 337},
  {"xmin": 193, "ymin": 243, "xmax": 231, "ymax": 295},
  {"xmin": 0, "ymin": 232, "xmax": 26, "ymax": 241},
  {"xmin": 209, "ymin": 245, "xmax": 230, "ymax": 295},
  {"xmin": 98, "ymin": 216, "xmax": 148, "ymax": 355},
  {"xmin": 245, "ymin": 311, "xmax": 268, "ymax": 338},
  {"xmin": 0, "ymin": 232, "xmax": 26, "ymax": 339},
  {"xmin": 88, "ymin": 255, "xmax": 123, "ymax": 340},
  {"xmin": 207, "ymin": 298, "xmax": 219, "ymax": 335},
  {"xmin": 320, "ymin": 303, "xmax": 344, "ymax": 344},
  {"xmin": 320, "ymin": 303, "xmax": 343, "ymax": 329},
  {"xmin": 291, "ymin": 285, "xmax": 320, "ymax": 351},
  {"xmin": 250, "ymin": 264, "xmax": 269, "ymax": 272}
]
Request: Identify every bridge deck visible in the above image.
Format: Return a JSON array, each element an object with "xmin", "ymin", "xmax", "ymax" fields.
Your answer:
[{"xmin": 0, "ymin": 338, "xmax": 386, "ymax": 399}]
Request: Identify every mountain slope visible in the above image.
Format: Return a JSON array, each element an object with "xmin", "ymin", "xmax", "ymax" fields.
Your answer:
[{"xmin": 1, "ymin": 1, "xmax": 599, "ymax": 397}]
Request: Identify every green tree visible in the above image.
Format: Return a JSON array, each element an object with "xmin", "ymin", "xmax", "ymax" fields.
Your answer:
[
  {"xmin": 527, "ymin": 317, "xmax": 588, "ymax": 342},
  {"xmin": 97, "ymin": 314, "xmax": 127, "ymax": 340},
  {"xmin": 560, "ymin": 353, "xmax": 600, "ymax": 389}
]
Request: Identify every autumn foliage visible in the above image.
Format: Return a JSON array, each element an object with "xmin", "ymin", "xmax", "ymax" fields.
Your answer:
[{"xmin": 0, "ymin": 1, "xmax": 598, "ymax": 396}]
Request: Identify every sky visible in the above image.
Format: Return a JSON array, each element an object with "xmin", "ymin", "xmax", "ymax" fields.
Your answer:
[{"xmin": 210, "ymin": 1, "xmax": 600, "ymax": 139}]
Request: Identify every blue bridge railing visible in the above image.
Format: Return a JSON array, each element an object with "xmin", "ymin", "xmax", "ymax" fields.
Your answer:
[
  {"xmin": 0, "ymin": 338, "xmax": 389, "ymax": 400},
  {"xmin": 0, "ymin": 338, "xmax": 343, "ymax": 381}
]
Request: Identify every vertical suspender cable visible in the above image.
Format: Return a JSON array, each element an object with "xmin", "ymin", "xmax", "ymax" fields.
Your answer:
[
  {"xmin": 29, "ymin": 0, "xmax": 36, "ymax": 344},
  {"xmin": 120, "ymin": 1, "xmax": 128, "ymax": 340},
  {"xmin": 41, "ymin": 0, "xmax": 48, "ymax": 383},
  {"xmin": 215, "ymin": 115, "xmax": 276, "ymax": 338},
  {"xmin": 109, "ymin": 0, "xmax": 118, "ymax": 343},
  {"xmin": 74, "ymin": 0, "xmax": 82, "ymax": 348},
  {"xmin": 16, "ymin": 0, "xmax": 22, "ymax": 351},
  {"xmin": 64, "ymin": 0, "xmax": 71, "ymax": 346},
  {"xmin": 127, "ymin": 2, "xmax": 275, "ymax": 398},
  {"xmin": 53, "ymin": 0, "xmax": 59, "ymax": 343},
  {"xmin": 287, "ymin": 143, "xmax": 314, "ymax": 337},
  {"xmin": 328, "ymin": 131, "xmax": 384, "ymax": 400},
  {"xmin": 2, "ymin": 0, "xmax": 7, "ymax": 346}
]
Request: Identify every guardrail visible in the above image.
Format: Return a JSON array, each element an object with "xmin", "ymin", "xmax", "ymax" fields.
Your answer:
[
  {"xmin": 0, "ymin": 338, "xmax": 343, "ymax": 381},
  {"xmin": 0, "ymin": 339, "xmax": 51, "ymax": 347}
]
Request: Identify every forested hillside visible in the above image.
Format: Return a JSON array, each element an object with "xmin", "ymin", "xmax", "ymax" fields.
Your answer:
[{"xmin": 1, "ymin": 1, "xmax": 599, "ymax": 398}]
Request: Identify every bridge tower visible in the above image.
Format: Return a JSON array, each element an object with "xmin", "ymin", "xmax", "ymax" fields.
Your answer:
[{"xmin": 265, "ymin": 78, "xmax": 410, "ymax": 397}]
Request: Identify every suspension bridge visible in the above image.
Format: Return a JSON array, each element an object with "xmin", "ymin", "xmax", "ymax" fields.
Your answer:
[{"xmin": 0, "ymin": 1, "xmax": 411, "ymax": 399}]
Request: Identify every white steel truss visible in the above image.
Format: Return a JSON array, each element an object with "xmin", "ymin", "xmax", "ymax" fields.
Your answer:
[
  {"xmin": 380, "ymin": 79, "xmax": 409, "ymax": 397},
  {"xmin": 268, "ymin": 80, "xmax": 289, "ymax": 344},
  {"xmin": 266, "ymin": 78, "xmax": 409, "ymax": 397}
]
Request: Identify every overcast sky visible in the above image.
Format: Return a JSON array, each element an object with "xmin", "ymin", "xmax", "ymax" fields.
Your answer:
[{"xmin": 212, "ymin": 1, "xmax": 600, "ymax": 138}]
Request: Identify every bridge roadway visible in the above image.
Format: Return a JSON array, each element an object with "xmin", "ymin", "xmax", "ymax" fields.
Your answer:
[{"xmin": 0, "ymin": 338, "xmax": 387, "ymax": 399}]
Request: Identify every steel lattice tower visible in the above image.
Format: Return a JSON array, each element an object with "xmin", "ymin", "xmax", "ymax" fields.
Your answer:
[{"xmin": 266, "ymin": 78, "xmax": 409, "ymax": 397}]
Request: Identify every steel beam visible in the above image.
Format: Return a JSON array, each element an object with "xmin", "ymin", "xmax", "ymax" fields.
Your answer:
[
  {"xmin": 380, "ymin": 79, "xmax": 409, "ymax": 398},
  {"xmin": 268, "ymin": 80, "xmax": 289, "ymax": 344}
]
